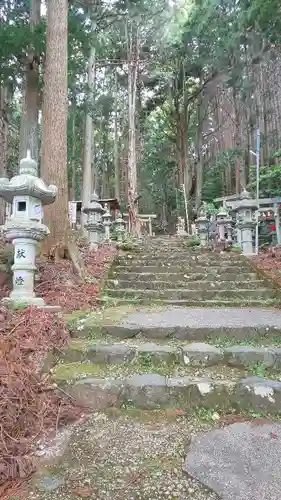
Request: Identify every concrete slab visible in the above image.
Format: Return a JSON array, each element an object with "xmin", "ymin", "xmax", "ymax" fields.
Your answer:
[{"xmin": 184, "ymin": 421, "xmax": 281, "ymax": 500}]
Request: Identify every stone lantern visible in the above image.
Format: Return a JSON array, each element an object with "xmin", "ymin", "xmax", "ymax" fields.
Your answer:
[
  {"xmin": 196, "ymin": 203, "xmax": 209, "ymax": 247},
  {"xmin": 176, "ymin": 216, "xmax": 187, "ymax": 236},
  {"xmin": 0, "ymin": 152, "xmax": 57, "ymax": 306},
  {"xmin": 115, "ymin": 211, "xmax": 126, "ymax": 242},
  {"xmin": 236, "ymin": 189, "xmax": 257, "ymax": 256},
  {"xmin": 102, "ymin": 204, "xmax": 112, "ymax": 242},
  {"xmin": 83, "ymin": 192, "xmax": 103, "ymax": 250},
  {"xmin": 216, "ymin": 204, "xmax": 232, "ymax": 243},
  {"xmin": 226, "ymin": 222, "xmax": 233, "ymax": 244}
]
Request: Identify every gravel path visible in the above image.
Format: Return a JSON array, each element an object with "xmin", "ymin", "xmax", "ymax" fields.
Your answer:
[{"xmin": 29, "ymin": 410, "xmax": 221, "ymax": 500}]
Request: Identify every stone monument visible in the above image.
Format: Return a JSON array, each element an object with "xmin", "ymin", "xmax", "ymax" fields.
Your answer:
[
  {"xmin": 0, "ymin": 151, "xmax": 57, "ymax": 306},
  {"xmin": 83, "ymin": 192, "xmax": 103, "ymax": 250}
]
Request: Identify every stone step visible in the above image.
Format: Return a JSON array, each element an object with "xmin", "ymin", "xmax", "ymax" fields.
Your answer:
[
  {"xmin": 100, "ymin": 297, "xmax": 279, "ymax": 308},
  {"xmin": 110, "ymin": 271, "xmax": 259, "ymax": 282},
  {"xmin": 104, "ymin": 288, "xmax": 276, "ymax": 301},
  {"xmin": 116, "ymin": 254, "xmax": 245, "ymax": 263},
  {"xmin": 106, "ymin": 279, "xmax": 265, "ymax": 291},
  {"xmin": 52, "ymin": 363, "xmax": 281, "ymax": 414},
  {"xmin": 70, "ymin": 306, "xmax": 281, "ymax": 342},
  {"xmin": 60, "ymin": 339, "xmax": 281, "ymax": 370},
  {"xmin": 116, "ymin": 258, "xmax": 250, "ymax": 268},
  {"xmin": 114, "ymin": 265, "xmax": 251, "ymax": 274}
]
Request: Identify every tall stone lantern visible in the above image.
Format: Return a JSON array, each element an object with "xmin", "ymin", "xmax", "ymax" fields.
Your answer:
[
  {"xmin": 236, "ymin": 188, "xmax": 257, "ymax": 256},
  {"xmin": 83, "ymin": 192, "xmax": 103, "ymax": 250},
  {"xmin": 102, "ymin": 204, "xmax": 112, "ymax": 242},
  {"xmin": 196, "ymin": 202, "xmax": 209, "ymax": 247},
  {"xmin": 216, "ymin": 204, "xmax": 232, "ymax": 242},
  {"xmin": 0, "ymin": 152, "xmax": 57, "ymax": 306},
  {"xmin": 115, "ymin": 211, "xmax": 126, "ymax": 242}
]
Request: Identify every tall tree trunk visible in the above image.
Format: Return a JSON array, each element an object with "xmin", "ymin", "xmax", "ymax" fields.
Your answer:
[
  {"xmin": 0, "ymin": 87, "xmax": 8, "ymax": 225},
  {"xmin": 233, "ymin": 87, "xmax": 245, "ymax": 193},
  {"xmin": 127, "ymin": 20, "xmax": 140, "ymax": 236},
  {"xmin": 81, "ymin": 38, "xmax": 95, "ymax": 230},
  {"xmin": 41, "ymin": 0, "xmax": 69, "ymax": 257},
  {"xmin": 195, "ymin": 94, "xmax": 208, "ymax": 212},
  {"xmin": 69, "ymin": 99, "xmax": 76, "ymax": 200},
  {"xmin": 114, "ymin": 67, "xmax": 120, "ymax": 200},
  {"xmin": 19, "ymin": 0, "xmax": 41, "ymax": 161}
]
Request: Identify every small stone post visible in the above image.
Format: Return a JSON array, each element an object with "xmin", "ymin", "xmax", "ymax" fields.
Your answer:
[
  {"xmin": 102, "ymin": 203, "xmax": 112, "ymax": 242},
  {"xmin": 83, "ymin": 192, "xmax": 103, "ymax": 250},
  {"xmin": 115, "ymin": 211, "xmax": 126, "ymax": 242},
  {"xmin": 0, "ymin": 152, "xmax": 57, "ymax": 306},
  {"xmin": 196, "ymin": 203, "xmax": 209, "ymax": 247},
  {"xmin": 236, "ymin": 189, "xmax": 257, "ymax": 256}
]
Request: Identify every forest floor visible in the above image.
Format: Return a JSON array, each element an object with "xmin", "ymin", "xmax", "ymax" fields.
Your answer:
[
  {"xmin": 0, "ymin": 243, "xmax": 116, "ymax": 499},
  {"xmin": 252, "ymin": 246, "xmax": 281, "ymax": 286}
]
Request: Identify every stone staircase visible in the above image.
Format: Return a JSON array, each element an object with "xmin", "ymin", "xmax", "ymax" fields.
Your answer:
[
  {"xmin": 35, "ymin": 237, "xmax": 281, "ymax": 500},
  {"xmin": 49, "ymin": 236, "xmax": 281, "ymax": 418},
  {"xmin": 103, "ymin": 236, "xmax": 278, "ymax": 307}
]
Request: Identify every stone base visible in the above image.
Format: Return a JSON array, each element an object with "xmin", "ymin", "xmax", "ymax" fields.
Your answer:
[
  {"xmin": 2, "ymin": 297, "xmax": 61, "ymax": 312},
  {"xmin": 3, "ymin": 295, "xmax": 45, "ymax": 306}
]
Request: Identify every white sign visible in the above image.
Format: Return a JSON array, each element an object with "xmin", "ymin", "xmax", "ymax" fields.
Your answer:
[{"xmin": 68, "ymin": 201, "xmax": 77, "ymax": 224}]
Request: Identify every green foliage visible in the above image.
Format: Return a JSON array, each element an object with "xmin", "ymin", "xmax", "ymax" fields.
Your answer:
[
  {"xmin": 248, "ymin": 162, "xmax": 281, "ymax": 198},
  {"xmin": 181, "ymin": 237, "xmax": 200, "ymax": 248},
  {"xmin": 230, "ymin": 245, "xmax": 242, "ymax": 254},
  {"xmin": 116, "ymin": 234, "xmax": 141, "ymax": 252}
]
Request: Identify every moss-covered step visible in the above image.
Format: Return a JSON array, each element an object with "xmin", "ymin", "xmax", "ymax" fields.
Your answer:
[
  {"xmin": 113, "ymin": 264, "xmax": 251, "ymax": 274},
  {"xmin": 68, "ymin": 305, "xmax": 281, "ymax": 341},
  {"xmin": 106, "ymin": 279, "xmax": 265, "ymax": 291},
  {"xmin": 59, "ymin": 339, "xmax": 281, "ymax": 373},
  {"xmin": 115, "ymin": 256, "xmax": 247, "ymax": 266},
  {"xmin": 52, "ymin": 364, "xmax": 281, "ymax": 414},
  {"xmin": 110, "ymin": 271, "xmax": 259, "ymax": 282},
  {"xmin": 104, "ymin": 288, "xmax": 276, "ymax": 301}
]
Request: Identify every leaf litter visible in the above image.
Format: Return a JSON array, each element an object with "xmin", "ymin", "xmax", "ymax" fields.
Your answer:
[{"xmin": 0, "ymin": 244, "xmax": 117, "ymax": 498}]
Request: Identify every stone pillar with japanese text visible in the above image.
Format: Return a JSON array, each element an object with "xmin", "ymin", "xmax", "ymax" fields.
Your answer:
[{"xmin": 0, "ymin": 152, "xmax": 57, "ymax": 306}]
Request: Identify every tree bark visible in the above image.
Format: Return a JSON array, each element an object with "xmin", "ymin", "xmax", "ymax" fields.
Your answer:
[
  {"xmin": 0, "ymin": 87, "xmax": 8, "ymax": 225},
  {"xmin": 126, "ymin": 20, "xmax": 140, "ymax": 236},
  {"xmin": 69, "ymin": 100, "xmax": 76, "ymax": 201},
  {"xmin": 41, "ymin": 0, "xmax": 69, "ymax": 258},
  {"xmin": 81, "ymin": 38, "xmax": 96, "ymax": 230},
  {"xmin": 233, "ymin": 87, "xmax": 245, "ymax": 193},
  {"xmin": 114, "ymin": 67, "xmax": 120, "ymax": 200},
  {"xmin": 19, "ymin": 0, "xmax": 41, "ymax": 162}
]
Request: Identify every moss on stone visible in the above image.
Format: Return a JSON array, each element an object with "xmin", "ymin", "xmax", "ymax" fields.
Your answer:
[{"xmin": 53, "ymin": 362, "xmax": 104, "ymax": 381}]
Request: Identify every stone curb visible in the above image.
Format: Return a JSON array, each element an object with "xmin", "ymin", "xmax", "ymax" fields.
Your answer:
[{"xmin": 62, "ymin": 341, "xmax": 281, "ymax": 369}]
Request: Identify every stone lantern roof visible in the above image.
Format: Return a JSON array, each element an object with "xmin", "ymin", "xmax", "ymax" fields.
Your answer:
[
  {"xmin": 0, "ymin": 152, "xmax": 57, "ymax": 205},
  {"xmin": 237, "ymin": 189, "xmax": 258, "ymax": 211},
  {"xmin": 82, "ymin": 192, "xmax": 103, "ymax": 214}
]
